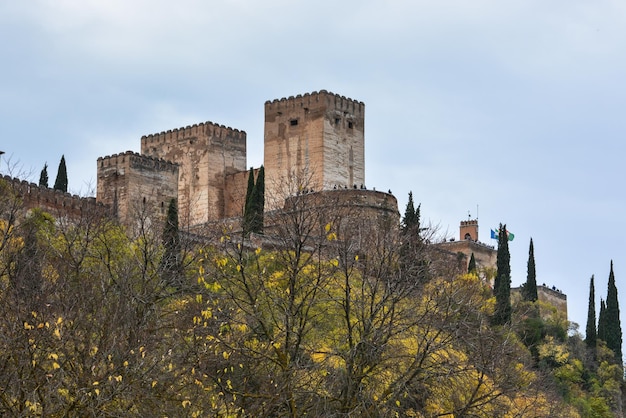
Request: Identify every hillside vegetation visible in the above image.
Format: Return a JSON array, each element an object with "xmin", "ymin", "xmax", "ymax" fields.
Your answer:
[{"xmin": 0, "ymin": 180, "xmax": 622, "ymax": 417}]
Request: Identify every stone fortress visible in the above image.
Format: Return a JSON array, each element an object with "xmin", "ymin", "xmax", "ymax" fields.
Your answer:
[
  {"xmin": 440, "ymin": 219, "xmax": 567, "ymax": 319},
  {"xmin": 96, "ymin": 90, "xmax": 394, "ymax": 232},
  {"xmin": 3, "ymin": 89, "xmax": 565, "ymax": 318}
]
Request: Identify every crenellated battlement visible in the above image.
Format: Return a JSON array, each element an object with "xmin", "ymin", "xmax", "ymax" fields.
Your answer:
[
  {"xmin": 140, "ymin": 121, "xmax": 246, "ymax": 149},
  {"xmin": 98, "ymin": 151, "xmax": 178, "ymax": 173},
  {"xmin": 2, "ymin": 175, "xmax": 106, "ymax": 217},
  {"xmin": 265, "ymin": 90, "xmax": 365, "ymax": 115}
]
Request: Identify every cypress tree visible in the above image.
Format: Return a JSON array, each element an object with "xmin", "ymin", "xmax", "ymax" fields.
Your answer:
[
  {"xmin": 243, "ymin": 167, "xmax": 255, "ymax": 233},
  {"xmin": 605, "ymin": 261, "xmax": 622, "ymax": 363},
  {"xmin": 415, "ymin": 203, "xmax": 421, "ymax": 232},
  {"xmin": 39, "ymin": 163, "xmax": 49, "ymax": 188},
  {"xmin": 250, "ymin": 165, "xmax": 265, "ymax": 234},
  {"xmin": 492, "ymin": 223, "xmax": 511, "ymax": 326},
  {"xmin": 160, "ymin": 199, "xmax": 182, "ymax": 287},
  {"xmin": 53, "ymin": 155, "xmax": 68, "ymax": 193},
  {"xmin": 402, "ymin": 191, "xmax": 417, "ymax": 232},
  {"xmin": 522, "ymin": 238, "xmax": 538, "ymax": 302},
  {"xmin": 585, "ymin": 275, "xmax": 597, "ymax": 349},
  {"xmin": 468, "ymin": 252, "xmax": 477, "ymax": 274},
  {"xmin": 598, "ymin": 298, "xmax": 607, "ymax": 342},
  {"xmin": 402, "ymin": 191, "xmax": 421, "ymax": 233}
]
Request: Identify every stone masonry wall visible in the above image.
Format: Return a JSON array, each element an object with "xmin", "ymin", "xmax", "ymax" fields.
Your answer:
[
  {"xmin": 263, "ymin": 90, "xmax": 365, "ymax": 210},
  {"xmin": 97, "ymin": 151, "xmax": 178, "ymax": 228},
  {"xmin": 224, "ymin": 168, "xmax": 258, "ymax": 220},
  {"xmin": 141, "ymin": 122, "xmax": 246, "ymax": 227},
  {"xmin": 3, "ymin": 175, "xmax": 105, "ymax": 219}
]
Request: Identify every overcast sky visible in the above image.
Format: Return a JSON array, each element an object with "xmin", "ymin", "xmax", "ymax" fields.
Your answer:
[{"xmin": 2, "ymin": 0, "xmax": 626, "ymax": 336}]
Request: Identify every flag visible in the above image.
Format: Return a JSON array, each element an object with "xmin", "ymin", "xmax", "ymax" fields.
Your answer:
[{"xmin": 493, "ymin": 228, "xmax": 515, "ymax": 241}]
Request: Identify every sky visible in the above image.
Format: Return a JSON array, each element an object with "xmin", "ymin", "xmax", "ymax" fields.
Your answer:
[{"xmin": 2, "ymin": 0, "xmax": 626, "ymax": 337}]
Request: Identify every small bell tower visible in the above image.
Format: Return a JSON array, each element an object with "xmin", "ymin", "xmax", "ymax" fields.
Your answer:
[{"xmin": 460, "ymin": 219, "xmax": 479, "ymax": 241}]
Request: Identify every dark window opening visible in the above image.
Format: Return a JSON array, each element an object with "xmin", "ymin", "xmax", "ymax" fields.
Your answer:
[
  {"xmin": 348, "ymin": 122, "xmax": 354, "ymax": 129},
  {"xmin": 335, "ymin": 118, "xmax": 340, "ymax": 125},
  {"xmin": 290, "ymin": 119, "xmax": 298, "ymax": 126}
]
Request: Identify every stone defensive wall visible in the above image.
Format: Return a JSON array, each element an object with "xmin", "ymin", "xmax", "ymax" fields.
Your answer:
[
  {"xmin": 140, "ymin": 121, "xmax": 246, "ymax": 149},
  {"xmin": 97, "ymin": 151, "xmax": 179, "ymax": 227},
  {"xmin": 1, "ymin": 175, "xmax": 105, "ymax": 219},
  {"xmin": 224, "ymin": 169, "xmax": 257, "ymax": 219},
  {"xmin": 511, "ymin": 285, "xmax": 568, "ymax": 320},
  {"xmin": 436, "ymin": 239, "xmax": 497, "ymax": 271},
  {"xmin": 264, "ymin": 90, "xmax": 365, "ymax": 116},
  {"xmin": 274, "ymin": 189, "xmax": 399, "ymax": 237},
  {"xmin": 97, "ymin": 150, "xmax": 179, "ymax": 172},
  {"xmin": 284, "ymin": 188, "xmax": 397, "ymax": 214},
  {"xmin": 537, "ymin": 285, "xmax": 567, "ymax": 319}
]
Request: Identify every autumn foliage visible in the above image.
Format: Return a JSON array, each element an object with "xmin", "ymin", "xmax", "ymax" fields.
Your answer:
[{"xmin": 0, "ymin": 179, "xmax": 620, "ymax": 417}]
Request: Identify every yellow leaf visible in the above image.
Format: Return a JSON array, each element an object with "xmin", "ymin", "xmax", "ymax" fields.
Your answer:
[
  {"xmin": 52, "ymin": 362, "xmax": 60, "ymax": 370},
  {"xmin": 94, "ymin": 388, "xmax": 100, "ymax": 396},
  {"xmin": 182, "ymin": 400, "xmax": 191, "ymax": 408}
]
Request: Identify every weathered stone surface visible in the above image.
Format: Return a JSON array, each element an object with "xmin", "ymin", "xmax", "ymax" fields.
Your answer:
[
  {"xmin": 3, "ymin": 175, "xmax": 105, "ymax": 219},
  {"xmin": 140, "ymin": 123, "xmax": 246, "ymax": 226},
  {"xmin": 97, "ymin": 151, "xmax": 178, "ymax": 227},
  {"xmin": 511, "ymin": 285, "xmax": 568, "ymax": 320},
  {"xmin": 263, "ymin": 91, "xmax": 365, "ymax": 209}
]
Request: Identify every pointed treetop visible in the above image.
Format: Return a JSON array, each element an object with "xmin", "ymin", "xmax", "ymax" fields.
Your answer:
[
  {"xmin": 468, "ymin": 252, "xmax": 477, "ymax": 275},
  {"xmin": 522, "ymin": 238, "xmax": 538, "ymax": 302},
  {"xmin": 585, "ymin": 275, "xmax": 597, "ymax": 349},
  {"xmin": 402, "ymin": 191, "xmax": 420, "ymax": 234},
  {"xmin": 598, "ymin": 297, "xmax": 607, "ymax": 342},
  {"xmin": 604, "ymin": 260, "xmax": 622, "ymax": 363},
  {"xmin": 39, "ymin": 163, "xmax": 49, "ymax": 188},
  {"xmin": 53, "ymin": 155, "xmax": 68, "ymax": 193},
  {"xmin": 492, "ymin": 223, "xmax": 512, "ymax": 326}
]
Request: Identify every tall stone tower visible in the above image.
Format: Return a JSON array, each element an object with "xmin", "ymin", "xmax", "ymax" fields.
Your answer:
[
  {"xmin": 263, "ymin": 90, "xmax": 365, "ymax": 209},
  {"xmin": 141, "ymin": 122, "xmax": 246, "ymax": 226},
  {"xmin": 460, "ymin": 219, "xmax": 479, "ymax": 241},
  {"xmin": 96, "ymin": 151, "xmax": 179, "ymax": 228}
]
